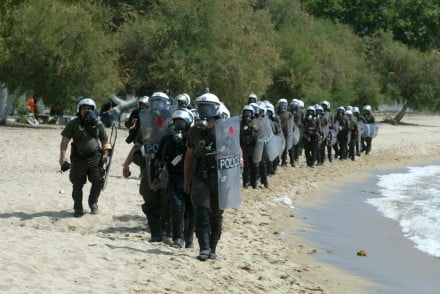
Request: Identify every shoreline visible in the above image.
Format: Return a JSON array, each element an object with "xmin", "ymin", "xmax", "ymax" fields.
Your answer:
[{"xmin": 296, "ymin": 160, "xmax": 440, "ymax": 293}]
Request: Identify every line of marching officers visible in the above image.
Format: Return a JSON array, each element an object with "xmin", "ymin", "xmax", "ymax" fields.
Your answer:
[
  {"xmin": 60, "ymin": 90, "xmax": 375, "ymax": 262},
  {"xmin": 240, "ymin": 94, "xmax": 376, "ymax": 190}
]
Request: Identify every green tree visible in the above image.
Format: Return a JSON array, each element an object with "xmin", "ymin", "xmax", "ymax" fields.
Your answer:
[
  {"xmin": 0, "ymin": 0, "xmax": 120, "ymax": 110},
  {"xmin": 265, "ymin": 0, "xmax": 382, "ymax": 108},
  {"xmin": 117, "ymin": 0, "xmax": 279, "ymax": 112},
  {"xmin": 369, "ymin": 31, "xmax": 440, "ymax": 122},
  {"xmin": 301, "ymin": 0, "xmax": 440, "ymax": 51}
]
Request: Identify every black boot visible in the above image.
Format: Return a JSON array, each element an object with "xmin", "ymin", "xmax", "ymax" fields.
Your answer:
[
  {"xmin": 195, "ymin": 206, "xmax": 211, "ymax": 261},
  {"xmin": 143, "ymin": 204, "xmax": 163, "ymax": 242},
  {"xmin": 209, "ymin": 214, "xmax": 223, "ymax": 259}
]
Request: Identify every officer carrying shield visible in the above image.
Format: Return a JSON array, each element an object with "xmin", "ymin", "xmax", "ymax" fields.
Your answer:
[
  {"xmin": 59, "ymin": 97, "xmax": 112, "ymax": 217},
  {"xmin": 240, "ymin": 105, "xmax": 258, "ymax": 188},
  {"xmin": 122, "ymin": 92, "xmax": 172, "ymax": 242},
  {"xmin": 361, "ymin": 105, "xmax": 376, "ymax": 155},
  {"xmin": 184, "ymin": 92, "xmax": 240, "ymax": 261}
]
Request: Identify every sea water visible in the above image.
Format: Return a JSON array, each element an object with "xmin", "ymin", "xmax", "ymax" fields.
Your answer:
[{"xmin": 367, "ymin": 165, "xmax": 440, "ymax": 258}]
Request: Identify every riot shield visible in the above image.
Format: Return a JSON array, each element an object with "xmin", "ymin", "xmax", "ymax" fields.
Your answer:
[
  {"xmin": 291, "ymin": 123, "xmax": 300, "ymax": 146},
  {"xmin": 253, "ymin": 116, "xmax": 273, "ymax": 164},
  {"xmin": 285, "ymin": 116, "xmax": 295, "ymax": 150},
  {"xmin": 359, "ymin": 122, "xmax": 379, "ymax": 138},
  {"xmin": 139, "ymin": 108, "xmax": 172, "ymax": 189},
  {"xmin": 265, "ymin": 132, "xmax": 284, "ymax": 161},
  {"xmin": 216, "ymin": 116, "xmax": 241, "ymax": 210}
]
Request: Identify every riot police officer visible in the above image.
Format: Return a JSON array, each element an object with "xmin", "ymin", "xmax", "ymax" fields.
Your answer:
[
  {"xmin": 240, "ymin": 105, "xmax": 258, "ymax": 188},
  {"xmin": 345, "ymin": 110, "xmax": 358, "ymax": 161},
  {"xmin": 59, "ymin": 97, "xmax": 112, "ymax": 217},
  {"xmin": 315, "ymin": 105, "xmax": 327, "ymax": 165},
  {"xmin": 266, "ymin": 102, "xmax": 282, "ymax": 175},
  {"xmin": 321, "ymin": 100, "xmax": 335, "ymax": 162},
  {"xmin": 122, "ymin": 92, "xmax": 172, "ymax": 242},
  {"xmin": 277, "ymin": 98, "xmax": 294, "ymax": 167},
  {"xmin": 334, "ymin": 106, "xmax": 350, "ymax": 160},
  {"xmin": 301, "ymin": 106, "xmax": 321, "ymax": 167},
  {"xmin": 361, "ymin": 105, "xmax": 375, "ymax": 154},
  {"xmin": 352, "ymin": 106, "xmax": 364, "ymax": 156},
  {"xmin": 184, "ymin": 93, "xmax": 224, "ymax": 261},
  {"xmin": 155, "ymin": 108, "xmax": 195, "ymax": 248}
]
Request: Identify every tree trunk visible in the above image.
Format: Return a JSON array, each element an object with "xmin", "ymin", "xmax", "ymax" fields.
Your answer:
[{"xmin": 393, "ymin": 100, "xmax": 409, "ymax": 123}]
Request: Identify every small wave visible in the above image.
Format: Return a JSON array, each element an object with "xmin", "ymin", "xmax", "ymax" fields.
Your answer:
[{"xmin": 366, "ymin": 165, "xmax": 440, "ymax": 257}]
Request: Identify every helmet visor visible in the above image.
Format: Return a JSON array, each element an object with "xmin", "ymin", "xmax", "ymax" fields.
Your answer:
[
  {"xmin": 197, "ymin": 103, "xmax": 217, "ymax": 119},
  {"xmin": 150, "ymin": 97, "xmax": 169, "ymax": 111}
]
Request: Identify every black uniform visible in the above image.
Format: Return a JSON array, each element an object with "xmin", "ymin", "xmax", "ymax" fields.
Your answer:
[
  {"xmin": 187, "ymin": 124, "xmax": 223, "ymax": 260},
  {"xmin": 335, "ymin": 114, "xmax": 350, "ymax": 160},
  {"xmin": 301, "ymin": 116, "xmax": 321, "ymax": 167},
  {"xmin": 240, "ymin": 118, "xmax": 258, "ymax": 188},
  {"xmin": 156, "ymin": 134, "xmax": 195, "ymax": 248}
]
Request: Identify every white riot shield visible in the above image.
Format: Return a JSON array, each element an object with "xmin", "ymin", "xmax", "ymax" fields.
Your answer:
[
  {"xmin": 285, "ymin": 116, "xmax": 295, "ymax": 151},
  {"xmin": 359, "ymin": 122, "xmax": 379, "ymax": 138},
  {"xmin": 139, "ymin": 108, "xmax": 172, "ymax": 189},
  {"xmin": 253, "ymin": 116, "xmax": 273, "ymax": 164},
  {"xmin": 216, "ymin": 117, "xmax": 241, "ymax": 210},
  {"xmin": 291, "ymin": 124, "xmax": 300, "ymax": 146},
  {"xmin": 265, "ymin": 132, "xmax": 284, "ymax": 161}
]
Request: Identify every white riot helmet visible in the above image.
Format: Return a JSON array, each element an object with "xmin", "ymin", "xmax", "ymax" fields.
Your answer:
[
  {"xmin": 194, "ymin": 93, "xmax": 221, "ymax": 119},
  {"xmin": 352, "ymin": 106, "xmax": 360, "ymax": 114},
  {"xmin": 277, "ymin": 98, "xmax": 288, "ymax": 112},
  {"xmin": 266, "ymin": 104, "xmax": 275, "ymax": 117},
  {"xmin": 336, "ymin": 106, "xmax": 345, "ymax": 113},
  {"xmin": 315, "ymin": 104, "xmax": 324, "ymax": 114},
  {"xmin": 290, "ymin": 99, "xmax": 300, "ymax": 110},
  {"xmin": 346, "ymin": 105, "xmax": 353, "ymax": 111},
  {"xmin": 321, "ymin": 100, "xmax": 330, "ymax": 110},
  {"xmin": 176, "ymin": 93, "xmax": 191, "ymax": 108},
  {"xmin": 297, "ymin": 100, "xmax": 305, "ymax": 109},
  {"xmin": 138, "ymin": 96, "xmax": 149, "ymax": 108},
  {"xmin": 257, "ymin": 101, "xmax": 267, "ymax": 116},
  {"xmin": 218, "ymin": 102, "xmax": 230, "ymax": 118},
  {"xmin": 363, "ymin": 105, "xmax": 372, "ymax": 113},
  {"xmin": 171, "ymin": 108, "xmax": 194, "ymax": 130},
  {"xmin": 77, "ymin": 97, "xmax": 96, "ymax": 112},
  {"xmin": 345, "ymin": 109, "xmax": 353, "ymax": 118},
  {"xmin": 247, "ymin": 93, "xmax": 258, "ymax": 104},
  {"xmin": 149, "ymin": 92, "xmax": 171, "ymax": 111},
  {"xmin": 306, "ymin": 105, "xmax": 315, "ymax": 116},
  {"xmin": 249, "ymin": 102, "xmax": 260, "ymax": 116}
]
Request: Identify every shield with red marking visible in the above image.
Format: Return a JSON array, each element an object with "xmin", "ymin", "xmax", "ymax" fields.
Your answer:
[
  {"xmin": 215, "ymin": 116, "xmax": 241, "ymax": 209},
  {"xmin": 139, "ymin": 108, "xmax": 172, "ymax": 189}
]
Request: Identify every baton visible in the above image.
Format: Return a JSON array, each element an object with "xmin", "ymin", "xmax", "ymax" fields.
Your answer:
[{"xmin": 102, "ymin": 123, "xmax": 117, "ymax": 191}]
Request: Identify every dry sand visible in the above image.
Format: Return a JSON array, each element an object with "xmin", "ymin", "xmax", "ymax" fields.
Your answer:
[{"xmin": 1, "ymin": 113, "xmax": 439, "ymax": 293}]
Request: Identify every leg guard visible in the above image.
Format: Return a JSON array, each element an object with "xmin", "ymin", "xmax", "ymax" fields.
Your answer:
[
  {"xmin": 195, "ymin": 206, "xmax": 211, "ymax": 260},
  {"xmin": 209, "ymin": 214, "xmax": 223, "ymax": 254}
]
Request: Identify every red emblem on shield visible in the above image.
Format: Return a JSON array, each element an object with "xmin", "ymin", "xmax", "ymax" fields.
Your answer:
[
  {"xmin": 155, "ymin": 117, "xmax": 164, "ymax": 126},
  {"xmin": 228, "ymin": 126, "xmax": 235, "ymax": 135}
]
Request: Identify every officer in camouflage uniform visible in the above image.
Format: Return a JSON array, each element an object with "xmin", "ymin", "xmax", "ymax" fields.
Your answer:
[
  {"xmin": 321, "ymin": 100, "xmax": 335, "ymax": 162},
  {"xmin": 352, "ymin": 106, "xmax": 365, "ymax": 156},
  {"xmin": 277, "ymin": 98, "xmax": 294, "ymax": 167},
  {"xmin": 345, "ymin": 110, "xmax": 358, "ymax": 161},
  {"xmin": 59, "ymin": 97, "xmax": 112, "ymax": 217},
  {"xmin": 184, "ymin": 93, "xmax": 225, "ymax": 261},
  {"xmin": 122, "ymin": 92, "xmax": 172, "ymax": 242},
  {"xmin": 361, "ymin": 105, "xmax": 375, "ymax": 155}
]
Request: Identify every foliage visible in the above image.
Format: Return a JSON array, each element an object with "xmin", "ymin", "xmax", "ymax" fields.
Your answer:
[
  {"xmin": 0, "ymin": 0, "xmax": 120, "ymax": 107},
  {"xmin": 300, "ymin": 0, "xmax": 440, "ymax": 51},
  {"xmin": 117, "ymin": 0, "xmax": 279, "ymax": 112},
  {"xmin": 265, "ymin": 1, "xmax": 382, "ymax": 108},
  {"xmin": 369, "ymin": 31, "xmax": 440, "ymax": 111}
]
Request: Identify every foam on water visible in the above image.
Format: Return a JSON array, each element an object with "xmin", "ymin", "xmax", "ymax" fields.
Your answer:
[{"xmin": 366, "ymin": 165, "xmax": 440, "ymax": 257}]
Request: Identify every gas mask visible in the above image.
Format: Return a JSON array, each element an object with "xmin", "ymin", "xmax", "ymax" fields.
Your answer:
[
  {"xmin": 150, "ymin": 97, "xmax": 170, "ymax": 111},
  {"xmin": 83, "ymin": 109, "xmax": 98, "ymax": 126},
  {"xmin": 242, "ymin": 111, "xmax": 253, "ymax": 123},
  {"xmin": 172, "ymin": 119, "xmax": 188, "ymax": 143}
]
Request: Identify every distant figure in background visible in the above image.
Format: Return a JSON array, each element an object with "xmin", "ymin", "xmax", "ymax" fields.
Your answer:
[{"xmin": 100, "ymin": 99, "xmax": 116, "ymax": 127}]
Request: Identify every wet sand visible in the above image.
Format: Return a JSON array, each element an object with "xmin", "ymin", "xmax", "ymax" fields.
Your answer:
[{"xmin": 297, "ymin": 164, "xmax": 440, "ymax": 293}]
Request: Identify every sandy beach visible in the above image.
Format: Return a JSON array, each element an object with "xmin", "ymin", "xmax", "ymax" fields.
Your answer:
[{"xmin": 1, "ymin": 113, "xmax": 440, "ymax": 293}]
